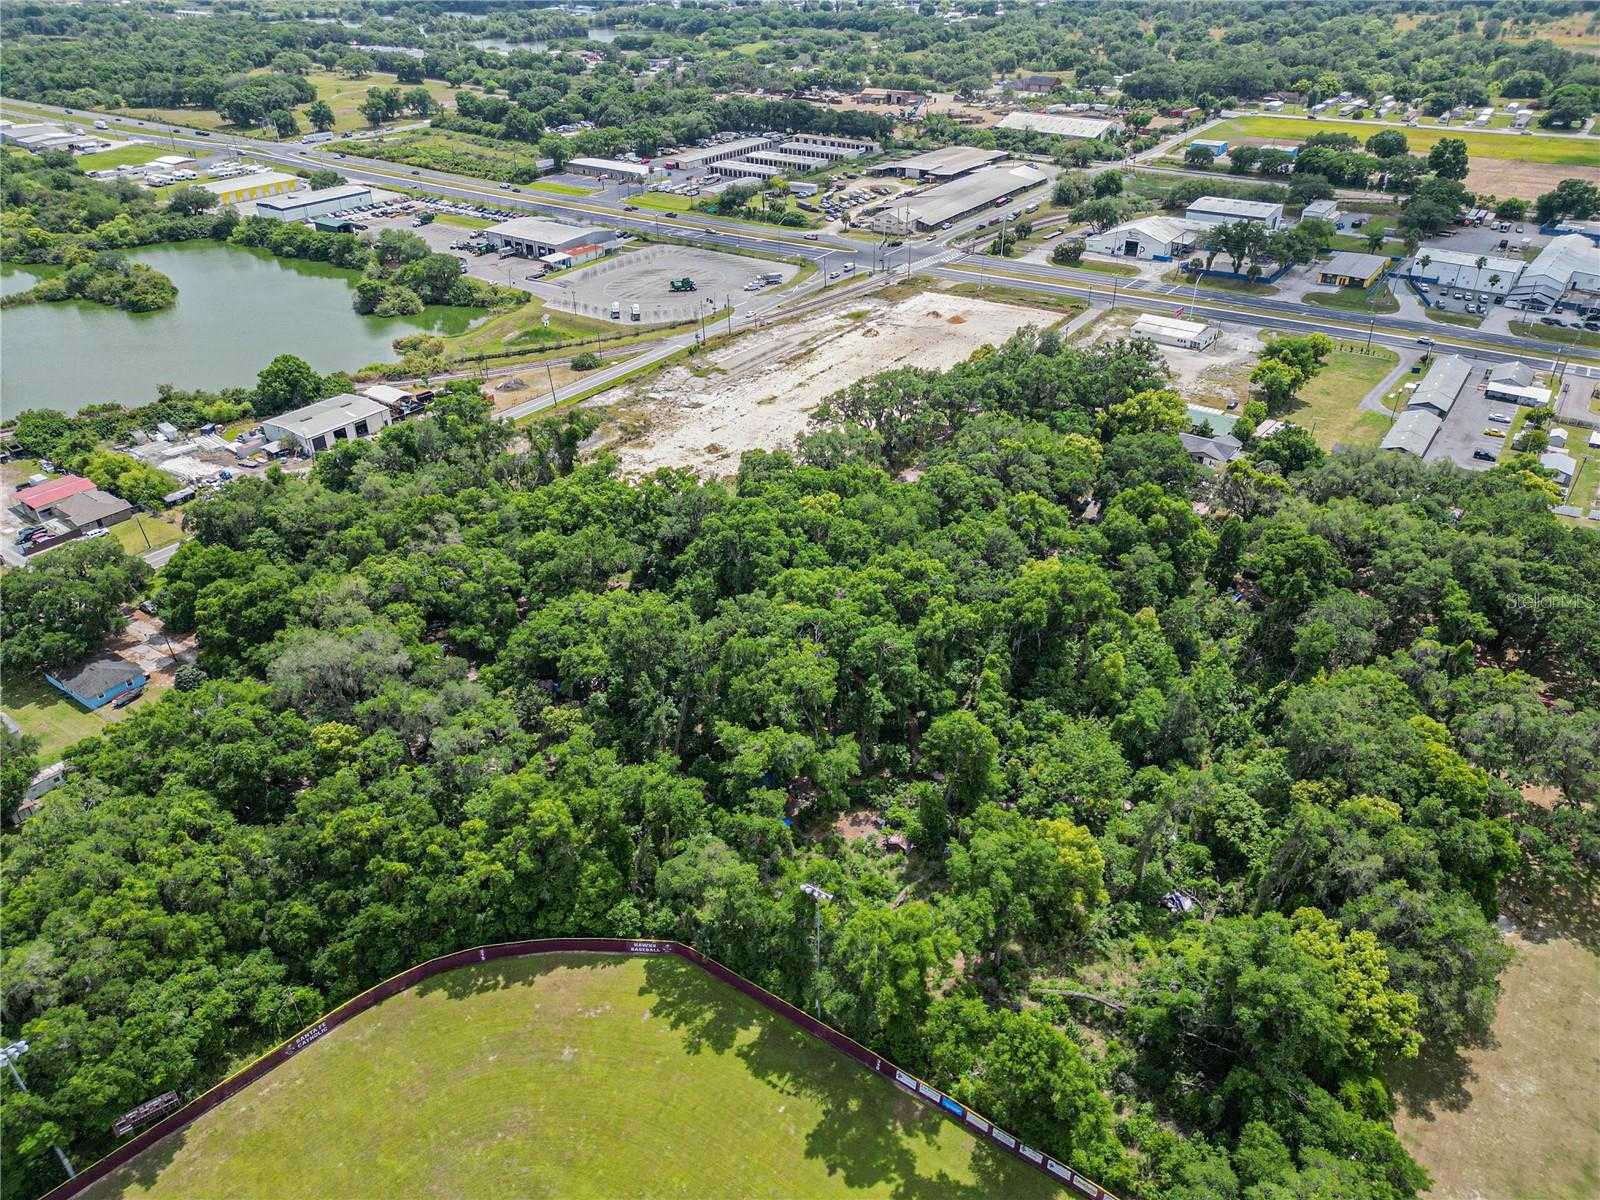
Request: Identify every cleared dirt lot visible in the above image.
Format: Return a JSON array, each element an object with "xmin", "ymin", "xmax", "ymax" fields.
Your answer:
[
  {"xmin": 591, "ymin": 290, "xmax": 1047, "ymax": 477},
  {"xmin": 544, "ymin": 245, "xmax": 797, "ymax": 325},
  {"xmin": 1081, "ymin": 309, "xmax": 1264, "ymax": 408}
]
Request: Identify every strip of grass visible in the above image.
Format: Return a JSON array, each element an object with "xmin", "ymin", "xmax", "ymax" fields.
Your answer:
[
  {"xmin": 75, "ymin": 143, "xmax": 170, "ymax": 170},
  {"xmin": 1073, "ymin": 258, "xmax": 1141, "ymax": 277},
  {"xmin": 1429, "ymin": 309, "xmax": 1485, "ymax": 329},
  {"xmin": 1510, "ymin": 321, "xmax": 1600, "ymax": 350},
  {"xmin": 1284, "ymin": 345, "xmax": 1401, "ymax": 449},
  {"xmin": 431, "ymin": 212, "xmax": 493, "ymax": 230},
  {"xmin": 110, "ymin": 513, "xmax": 183, "ymax": 556},
  {"xmin": 1198, "ymin": 116, "xmax": 1596, "ymax": 165},
  {"xmin": 945, "ymin": 281, "xmax": 1086, "ymax": 319},
  {"xmin": 1160, "ymin": 267, "xmax": 1279, "ymax": 296},
  {"xmin": 80, "ymin": 954, "xmax": 1062, "ymax": 1200},
  {"xmin": 526, "ymin": 180, "xmax": 592, "ymax": 196},
  {"xmin": 298, "ymin": 71, "xmax": 462, "ymax": 135},
  {"xmin": 1304, "ymin": 284, "xmax": 1399, "ymax": 315}
]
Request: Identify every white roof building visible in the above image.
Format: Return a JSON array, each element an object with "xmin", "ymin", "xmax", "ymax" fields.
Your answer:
[
  {"xmin": 1184, "ymin": 196, "xmax": 1285, "ymax": 230},
  {"xmin": 1405, "ymin": 248, "xmax": 1524, "ymax": 294},
  {"xmin": 1405, "ymin": 355, "xmax": 1473, "ymax": 417},
  {"xmin": 1133, "ymin": 314, "xmax": 1219, "ymax": 349},
  {"xmin": 902, "ymin": 164, "xmax": 1048, "ymax": 230},
  {"xmin": 996, "ymin": 111, "xmax": 1115, "ymax": 140},
  {"xmin": 1085, "ymin": 215, "xmax": 1205, "ymax": 260},
  {"xmin": 484, "ymin": 218, "xmax": 617, "ymax": 256},
  {"xmin": 1381, "ymin": 408, "xmax": 1443, "ymax": 457},
  {"xmin": 1507, "ymin": 234, "xmax": 1600, "ymax": 308},
  {"xmin": 261, "ymin": 394, "xmax": 391, "ymax": 455},
  {"xmin": 868, "ymin": 146, "xmax": 1007, "ymax": 179}
]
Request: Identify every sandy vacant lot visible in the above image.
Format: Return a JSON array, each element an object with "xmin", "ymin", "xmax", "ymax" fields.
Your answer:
[{"xmin": 593, "ymin": 290, "xmax": 1047, "ymax": 477}]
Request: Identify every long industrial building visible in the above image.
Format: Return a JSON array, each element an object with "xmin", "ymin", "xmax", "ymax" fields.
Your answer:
[
  {"xmin": 870, "ymin": 145, "xmax": 1006, "ymax": 180},
  {"xmin": 997, "ymin": 111, "xmax": 1116, "ymax": 140},
  {"xmin": 567, "ymin": 157, "xmax": 655, "ymax": 182},
  {"xmin": 254, "ymin": 184, "xmax": 372, "ymax": 222},
  {"xmin": 902, "ymin": 164, "xmax": 1048, "ymax": 230},
  {"xmin": 1507, "ymin": 234, "xmax": 1600, "ymax": 309},
  {"xmin": 262, "ymin": 394, "xmax": 391, "ymax": 456},
  {"xmin": 203, "ymin": 170, "xmax": 300, "ymax": 206},
  {"xmin": 664, "ymin": 136, "xmax": 777, "ymax": 171},
  {"xmin": 1380, "ymin": 354, "xmax": 1473, "ymax": 457},
  {"xmin": 1403, "ymin": 247, "xmax": 1525, "ymax": 296}
]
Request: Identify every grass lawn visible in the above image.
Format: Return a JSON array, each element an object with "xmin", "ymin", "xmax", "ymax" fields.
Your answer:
[
  {"xmin": 445, "ymin": 298, "xmax": 612, "ymax": 358},
  {"xmin": 111, "ymin": 513, "xmax": 184, "ymax": 556},
  {"xmin": 1196, "ymin": 117, "xmax": 1597, "ymax": 166},
  {"xmin": 109, "ymin": 103, "xmax": 230, "ymax": 131},
  {"xmin": 82, "ymin": 954, "xmax": 1062, "ymax": 1200},
  {"xmin": 1392, "ymin": 888, "xmax": 1600, "ymax": 1200},
  {"xmin": 1284, "ymin": 346, "xmax": 1400, "ymax": 448},
  {"xmin": 0, "ymin": 672, "xmax": 121, "ymax": 761},
  {"xmin": 945, "ymin": 281, "xmax": 1086, "ymax": 321},
  {"xmin": 1304, "ymin": 283, "xmax": 1399, "ymax": 315},
  {"xmin": 1073, "ymin": 258, "xmax": 1141, "ymax": 277},
  {"xmin": 1159, "ymin": 268, "xmax": 1278, "ymax": 296},
  {"xmin": 1429, "ymin": 309, "xmax": 1485, "ymax": 329},
  {"xmin": 526, "ymin": 180, "xmax": 593, "ymax": 196},
  {"xmin": 431, "ymin": 212, "xmax": 493, "ymax": 231},
  {"xmin": 299, "ymin": 71, "xmax": 463, "ymax": 135},
  {"xmin": 1510, "ymin": 321, "xmax": 1600, "ymax": 351},
  {"xmin": 75, "ymin": 143, "xmax": 170, "ymax": 170},
  {"xmin": 632, "ymin": 191, "xmax": 693, "ymax": 214}
]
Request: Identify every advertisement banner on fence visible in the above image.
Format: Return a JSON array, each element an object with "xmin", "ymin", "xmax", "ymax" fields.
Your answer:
[
  {"xmin": 1020, "ymin": 1145, "xmax": 1044, "ymax": 1164},
  {"xmin": 964, "ymin": 1112, "xmax": 989, "ymax": 1134},
  {"xmin": 894, "ymin": 1069, "xmax": 918, "ymax": 1091},
  {"xmin": 992, "ymin": 1129, "xmax": 1016, "ymax": 1149}
]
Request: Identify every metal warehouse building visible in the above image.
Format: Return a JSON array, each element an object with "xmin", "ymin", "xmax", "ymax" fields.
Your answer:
[
  {"xmin": 484, "ymin": 218, "xmax": 618, "ymax": 257},
  {"xmin": 869, "ymin": 145, "xmax": 1007, "ymax": 180},
  {"xmin": 262, "ymin": 393, "xmax": 391, "ymax": 456},
  {"xmin": 567, "ymin": 157, "xmax": 655, "ymax": 182},
  {"xmin": 1133, "ymin": 314, "xmax": 1219, "ymax": 350},
  {"xmin": 665, "ymin": 136, "xmax": 777, "ymax": 171},
  {"xmin": 997, "ymin": 111, "xmax": 1116, "ymax": 140},
  {"xmin": 254, "ymin": 184, "xmax": 373, "ymax": 222},
  {"xmin": 202, "ymin": 171, "xmax": 300, "ymax": 206},
  {"xmin": 903, "ymin": 164, "xmax": 1048, "ymax": 230},
  {"xmin": 1184, "ymin": 196, "xmax": 1285, "ymax": 231},
  {"xmin": 785, "ymin": 133, "xmax": 880, "ymax": 159}
]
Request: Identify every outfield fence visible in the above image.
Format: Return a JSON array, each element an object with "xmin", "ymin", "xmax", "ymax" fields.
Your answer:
[{"xmin": 41, "ymin": 938, "xmax": 1119, "ymax": 1200}]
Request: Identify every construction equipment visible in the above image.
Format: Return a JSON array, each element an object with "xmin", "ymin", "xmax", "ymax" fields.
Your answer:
[{"xmin": 669, "ymin": 277, "xmax": 697, "ymax": 292}]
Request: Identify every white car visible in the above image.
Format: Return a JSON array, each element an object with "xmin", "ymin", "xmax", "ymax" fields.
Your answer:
[
  {"xmin": 1487, "ymin": 411, "xmax": 1512, "ymax": 424},
  {"xmin": 83, "ymin": 528, "xmax": 110, "ymax": 540}
]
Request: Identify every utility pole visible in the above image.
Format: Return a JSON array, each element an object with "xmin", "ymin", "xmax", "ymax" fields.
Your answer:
[
  {"xmin": 1, "ymin": 1042, "xmax": 75, "ymax": 1182},
  {"xmin": 799, "ymin": 883, "xmax": 833, "ymax": 1018},
  {"xmin": 544, "ymin": 356, "xmax": 558, "ymax": 407}
]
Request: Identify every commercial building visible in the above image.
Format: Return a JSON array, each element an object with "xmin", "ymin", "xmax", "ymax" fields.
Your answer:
[
  {"xmin": 1484, "ymin": 379, "xmax": 1552, "ymax": 407},
  {"xmin": 51, "ymin": 489, "xmax": 134, "ymax": 532},
  {"xmin": 0, "ymin": 122, "xmax": 85, "ymax": 153},
  {"xmin": 484, "ymin": 217, "xmax": 618, "ymax": 257},
  {"xmin": 202, "ymin": 171, "xmax": 300, "ymax": 206},
  {"xmin": 1507, "ymin": 234, "xmax": 1600, "ymax": 309},
  {"xmin": 12, "ymin": 475, "xmax": 96, "ymax": 522},
  {"xmin": 538, "ymin": 242, "xmax": 608, "ymax": 270},
  {"xmin": 262, "ymin": 393, "xmax": 391, "ymax": 456},
  {"xmin": 1381, "ymin": 408, "xmax": 1443, "ymax": 457},
  {"xmin": 254, "ymin": 184, "xmax": 373, "ymax": 222},
  {"xmin": 1301, "ymin": 199, "xmax": 1341, "ymax": 224},
  {"xmin": 857, "ymin": 87, "xmax": 925, "ymax": 107},
  {"xmin": 567, "ymin": 157, "xmax": 655, "ymax": 182},
  {"xmin": 1085, "ymin": 215, "xmax": 1203, "ymax": 261},
  {"xmin": 716, "ymin": 160, "xmax": 782, "ymax": 182},
  {"xmin": 786, "ymin": 133, "xmax": 880, "ymax": 159},
  {"xmin": 1404, "ymin": 354, "xmax": 1473, "ymax": 417},
  {"xmin": 664, "ymin": 136, "xmax": 777, "ymax": 171},
  {"xmin": 743, "ymin": 149, "xmax": 831, "ymax": 173},
  {"xmin": 46, "ymin": 655, "xmax": 147, "ymax": 711},
  {"xmin": 1187, "ymin": 138, "xmax": 1230, "ymax": 158},
  {"xmin": 1013, "ymin": 74, "xmax": 1061, "ymax": 94},
  {"xmin": 901, "ymin": 164, "xmax": 1048, "ymax": 231},
  {"xmin": 1184, "ymin": 196, "xmax": 1285, "ymax": 230},
  {"xmin": 1316, "ymin": 252, "xmax": 1389, "ymax": 288},
  {"xmin": 1133, "ymin": 314, "xmax": 1219, "ymax": 350},
  {"xmin": 869, "ymin": 146, "xmax": 1006, "ymax": 180},
  {"xmin": 1487, "ymin": 360, "xmax": 1534, "ymax": 387},
  {"xmin": 1402, "ymin": 247, "xmax": 1523, "ymax": 296},
  {"xmin": 997, "ymin": 112, "xmax": 1116, "ymax": 140}
]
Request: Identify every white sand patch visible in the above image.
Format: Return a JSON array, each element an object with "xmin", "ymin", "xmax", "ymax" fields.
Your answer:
[{"xmin": 594, "ymin": 291, "xmax": 1047, "ymax": 477}]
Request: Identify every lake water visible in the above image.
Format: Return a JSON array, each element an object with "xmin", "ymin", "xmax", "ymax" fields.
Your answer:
[
  {"xmin": 1, "ymin": 242, "xmax": 479, "ymax": 417},
  {"xmin": 470, "ymin": 37, "xmax": 549, "ymax": 53}
]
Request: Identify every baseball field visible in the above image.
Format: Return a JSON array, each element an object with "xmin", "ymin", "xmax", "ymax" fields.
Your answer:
[{"xmin": 81, "ymin": 953, "xmax": 1062, "ymax": 1199}]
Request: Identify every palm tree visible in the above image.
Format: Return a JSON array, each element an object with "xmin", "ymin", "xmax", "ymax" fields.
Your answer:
[
  {"xmin": 1365, "ymin": 228, "xmax": 1385, "ymax": 254},
  {"xmin": 1473, "ymin": 255, "xmax": 1488, "ymax": 296}
]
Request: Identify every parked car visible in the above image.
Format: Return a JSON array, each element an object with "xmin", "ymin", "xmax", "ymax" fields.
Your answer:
[
  {"xmin": 1473, "ymin": 449, "xmax": 1498, "ymax": 461},
  {"xmin": 112, "ymin": 688, "xmax": 144, "ymax": 709},
  {"xmin": 139, "ymin": 599, "xmax": 159, "ymax": 616},
  {"xmin": 83, "ymin": 528, "xmax": 110, "ymax": 540}
]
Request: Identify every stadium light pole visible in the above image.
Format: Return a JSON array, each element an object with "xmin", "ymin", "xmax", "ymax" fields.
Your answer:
[
  {"xmin": 799, "ymin": 883, "xmax": 833, "ymax": 1019},
  {"xmin": 2, "ymin": 1041, "xmax": 75, "ymax": 1181}
]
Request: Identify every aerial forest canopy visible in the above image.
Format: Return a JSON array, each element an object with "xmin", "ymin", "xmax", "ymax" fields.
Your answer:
[{"xmin": 3, "ymin": 328, "xmax": 1597, "ymax": 1200}]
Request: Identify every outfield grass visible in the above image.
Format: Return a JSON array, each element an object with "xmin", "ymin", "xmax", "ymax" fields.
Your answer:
[
  {"xmin": 82, "ymin": 954, "xmax": 1062, "ymax": 1200},
  {"xmin": 1196, "ymin": 116, "xmax": 1596, "ymax": 166},
  {"xmin": 75, "ymin": 143, "xmax": 170, "ymax": 170},
  {"xmin": 1285, "ymin": 346, "xmax": 1400, "ymax": 449}
]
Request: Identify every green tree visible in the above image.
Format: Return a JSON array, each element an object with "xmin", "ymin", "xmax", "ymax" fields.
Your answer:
[
  {"xmin": 253, "ymin": 353, "xmax": 322, "ymax": 418},
  {"xmin": 306, "ymin": 99, "xmax": 336, "ymax": 132},
  {"xmin": 1426, "ymin": 137, "xmax": 1469, "ymax": 181}
]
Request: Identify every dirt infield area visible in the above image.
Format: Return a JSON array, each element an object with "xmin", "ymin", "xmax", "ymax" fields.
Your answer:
[
  {"xmin": 81, "ymin": 954, "xmax": 1059, "ymax": 1200},
  {"xmin": 592, "ymin": 289, "xmax": 1049, "ymax": 477}
]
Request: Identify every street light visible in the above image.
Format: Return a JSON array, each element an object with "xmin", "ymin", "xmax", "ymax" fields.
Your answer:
[
  {"xmin": 2, "ymin": 1041, "xmax": 76, "ymax": 1181},
  {"xmin": 799, "ymin": 882, "xmax": 834, "ymax": 1018}
]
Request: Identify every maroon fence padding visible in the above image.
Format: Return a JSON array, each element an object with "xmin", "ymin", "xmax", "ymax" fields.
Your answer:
[{"xmin": 41, "ymin": 939, "xmax": 1118, "ymax": 1200}]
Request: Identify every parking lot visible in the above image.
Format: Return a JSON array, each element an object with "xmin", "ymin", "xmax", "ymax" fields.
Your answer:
[{"xmin": 534, "ymin": 244, "xmax": 797, "ymax": 324}]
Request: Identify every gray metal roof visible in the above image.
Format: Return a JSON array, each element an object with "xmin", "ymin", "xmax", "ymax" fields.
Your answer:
[
  {"xmin": 878, "ymin": 145, "xmax": 1006, "ymax": 176},
  {"xmin": 906, "ymin": 164, "xmax": 1048, "ymax": 226},
  {"xmin": 51, "ymin": 489, "xmax": 133, "ymax": 526},
  {"xmin": 1185, "ymin": 195, "xmax": 1284, "ymax": 219},
  {"xmin": 1487, "ymin": 360, "xmax": 1534, "ymax": 385},
  {"xmin": 1405, "ymin": 354, "xmax": 1473, "ymax": 416},
  {"xmin": 1381, "ymin": 408, "xmax": 1442, "ymax": 456},
  {"xmin": 1320, "ymin": 251, "xmax": 1389, "ymax": 279},
  {"xmin": 48, "ymin": 655, "xmax": 143, "ymax": 698},
  {"xmin": 263, "ymin": 393, "xmax": 388, "ymax": 440},
  {"xmin": 487, "ymin": 217, "xmax": 612, "ymax": 246}
]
